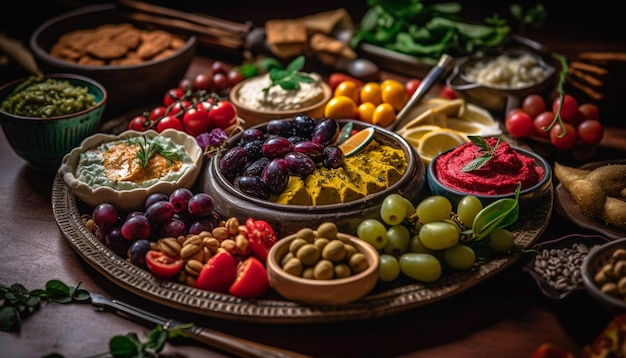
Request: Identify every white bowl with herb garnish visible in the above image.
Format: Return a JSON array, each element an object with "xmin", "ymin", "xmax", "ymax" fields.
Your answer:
[
  {"xmin": 426, "ymin": 136, "xmax": 552, "ymax": 212},
  {"xmin": 229, "ymin": 56, "xmax": 332, "ymax": 128},
  {"xmin": 58, "ymin": 129, "xmax": 203, "ymax": 211}
]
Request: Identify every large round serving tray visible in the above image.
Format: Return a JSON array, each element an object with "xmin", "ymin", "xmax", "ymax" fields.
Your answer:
[{"xmin": 52, "ymin": 173, "xmax": 553, "ymax": 324}]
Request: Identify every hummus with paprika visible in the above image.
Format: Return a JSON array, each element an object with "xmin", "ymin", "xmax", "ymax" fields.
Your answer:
[
  {"xmin": 236, "ymin": 73, "xmax": 326, "ymax": 112},
  {"xmin": 434, "ymin": 138, "xmax": 544, "ymax": 195},
  {"xmin": 270, "ymin": 142, "xmax": 407, "ymax": 205}
]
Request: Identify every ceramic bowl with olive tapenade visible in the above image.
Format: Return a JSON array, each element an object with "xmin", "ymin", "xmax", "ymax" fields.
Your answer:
[
  {"xmin": 266, "ymin": 222, "xmax": 380, "ymax": 305},
  {"xmin": 58, "ymin": 129, "xmax": 203, "ymax": 212},
  {"xmin": 0, "ymin": 73, "xmax": 107, "ymax": 170},
  {"xmin": 29, "ymin": 3, "xmax": 196, "ymax": 116},
  {"xmin": 202, "ymin": 117, "xmax": 426, "ymax": 237},
  {"xmin": 426, "ymin": 136, "xmax": 552, "ymax": 212},
  {"xmin": 582, "ymin": 237, "xmax": 626, "ymax": 312}
]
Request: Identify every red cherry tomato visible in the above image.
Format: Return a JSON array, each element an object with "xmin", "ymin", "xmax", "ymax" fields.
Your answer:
[
  {"xmin": 194, "ymin": 251, "xmax": 237, "ymax": 293},
  {"xmin": 328, "ymin": 73, "xmax": 363, "ymax": 92},
  {"xmin": 576, "ymin": 119, "xmax": 604, "ymax": 145},
  {"xmin": 228, "ymin": 256, "xmax": 270, "ymax": 299},
  {"xmin": 168, "ymin": 100, "xmax": 191, "ymax": 117},
  {"xmin": 550, "ymin": 122, "xmax": 577, "ymax": 149},
  {"xmin": 439, "ymin": 85, "xmax": 457, "ymax": 99},
  {"xmin": 178, "ymin": 77, "xmax": 193, "ymax": 91},
  {"xmin": 208, "ymin": 100, "xmax": 237, "ymax": 130},
  {"xmin": 505, "ymin": 110, "xmax": 534, "ymax": 138},
  {"xmin": 521, "ymin": 94, "xmax": 547, "ymax": 119},
  {"xmin": 552, "ymin": 94, "xmax": 580, "ymax": 123},
  {"xmin": 211, "ymin": 60, "xmax": 231, "ymax": 75},
  {"xmin": 227, "ymin": 69, "xmax": 244, "ymax": 87},
  {"xmin": 405, "ymin": 79, "xmax": 422, "ymax": 97},
  {"xmin": 578, "ymin": 103, "xmax": 600, "ymax": 121},
  {"xmin": 212, "ymin": 73, "xmax": 230, "ymax": 93},
  {"xmin": 182, "ymin": 106, "xmax": 211, "ymax": 137},
  {"xmin": 532, "ymin": 111, "xmax": 555, "ymax": 139},
  {"xmin": 155, "ymin": 115, "xmax": 184, "ymax": 133},
  {"xmin": 149, "ymin": 106, "xmax": 167, "ymax": 121},
  {"xmin": 145, "ymin": 250, "xmax": 183, "ymax": 279},
  {"xmin": 163, "ymin": 88, "xmax": 185, "ymax": 107},
  {"xmin": 128, "ymin": 115, "xmax": 150, "ymax": 131},
  {"xmin": 192, "ymin": 73, "xmax": 214, "ymax": 92},
  {"xmin": 245, "ymin": 218, "xmax": 277, "ymax": 263}
]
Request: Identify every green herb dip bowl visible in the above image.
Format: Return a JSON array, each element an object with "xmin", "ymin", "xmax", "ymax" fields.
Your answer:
[{"xmin": 0, "ymin": 73, "xmax": 107, "ymax": 170}]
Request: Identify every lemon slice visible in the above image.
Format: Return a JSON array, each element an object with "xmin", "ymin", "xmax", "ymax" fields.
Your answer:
[
  {"xmin": 339, "ymin": 127, "xmax": 375, "ymax": 157},
  {"xmin": 417, "ymin": 129, "xmax": 468, "ymax": 166},
  {"xmin": 397, "ymin": 124, "xmax": 442, "ymax": 147}
]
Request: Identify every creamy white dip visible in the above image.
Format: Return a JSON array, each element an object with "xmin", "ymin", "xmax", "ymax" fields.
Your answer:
[
  {"xmin": 76, "ymin": 135, "xmax": 193, "ymax": 190},
  {"xmin": 464, "ymin": 53, "xmax": 549, "ymax": 89},
  {"xmin": 236, "ymin": 73, "xmax": 325, "ymax": 111}
]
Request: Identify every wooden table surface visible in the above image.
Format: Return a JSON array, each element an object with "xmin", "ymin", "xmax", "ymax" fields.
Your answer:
[{"xmin": 2, "ymin": 2, "xmax": 626, "ymax": 357}]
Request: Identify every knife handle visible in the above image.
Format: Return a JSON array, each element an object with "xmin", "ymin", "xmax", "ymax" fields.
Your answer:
[{"xmin": 186, "ymin": 326, "xmax": 311, "ymax": 358}]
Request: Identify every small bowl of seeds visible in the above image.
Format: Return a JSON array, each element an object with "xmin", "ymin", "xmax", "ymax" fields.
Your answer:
[
  {"xmin": 582, "ymin": 237, "xmax": 626, "ymax": 312},
  {"xmin": 522, "ymin": 233, "xmax": 610, "ymax": 300}
]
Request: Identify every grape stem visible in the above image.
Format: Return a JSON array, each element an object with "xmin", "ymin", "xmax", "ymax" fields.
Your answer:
[{"xmin": 543, "ymin": 52, "xmax": 569, "ymax": 138}]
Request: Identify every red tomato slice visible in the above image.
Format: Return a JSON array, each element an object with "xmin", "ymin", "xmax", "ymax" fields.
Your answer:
[
  {"xmin": 228, "ymin": 256, "xmax": 270, "ymax": 299},
  {"xmin": 145, "ymin": 250, "xmax": 183, "ymax": 279},
  {"xmin": 245, "ymin": 218, "xmax": 277, "ymax": 263},
  {"xmin": 194, "ymin": 251, "xmax": 237, "ymax": 293}
]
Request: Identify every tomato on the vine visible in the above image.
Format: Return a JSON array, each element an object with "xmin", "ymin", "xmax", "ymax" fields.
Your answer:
[
  {"xmin": 552, "ymin": 94, "xmax": 580, "ymax": 123},
  {"xmin": 149, "ymin": 106, "xmax": 167, "ymax": 121},
  {"xmin": 208, "ymin": 100, "xmax": 237, "ymax": 130},
  {"xmin": 145, "ymin": 250, "xmax": 183, "ymax": 279},
  {"xmin": 192, "ymin": 73, "xmax": 214, "ymax": 92},
  {"xmin": 155, "ymin": 115, "xmax": 184, "ymax": 133},
  {"xmin": 578, "ymin": 103, "xmax": 600, "ymax": 121},
  {"xmin": 505, "ymin": 110, "xmax": 534, "ymax": 138},
  {"xmin": 163, "ymin": 88, "xmax": 185, "ymax": 107},
  {"xmin": 228, "ymin": 256, "xmax": 270, "ymax": 299},
  {"xmin": 576, "ymin": 119, "xmax": 604, "ymax": 145},
  {"xmin": 128, "ymin": 115, "xmax": 150, "ymax": 131},
  {"xmin": 168, "ymin": 100, "xmax": 191, "ymax": 117},
  {"xmin": 183, "ymin": 106, "xmax": 211, "ymax": 136},
  {"xmin": 549, "ymin": 122, "xmax": 577, "ymax": 149},
  {"xmin": 245, "ymin": 218, "xmax": 277, "ymax": 263},
  {"xmin": 521, "ymin": 94, "xmax": 547, "ymax": 119},
  {"xmin": 532, "ymin": 111, "xmax": 555, "ymax": 139}
]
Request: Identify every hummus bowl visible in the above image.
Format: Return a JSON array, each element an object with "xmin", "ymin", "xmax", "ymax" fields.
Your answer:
[
  {"xmin": 426, "ymin": 138, "xmax": 552, "ymax": 212},
  {"xmin": 58, "ymin": 129, "xmax": 203, "ymax": 211},
  {"xmin": 229, "ymin": 73, "xmax": 332, "ymax": 129},
  {"xmin": 202, "ymin": 119, "xmax": 426, "ymax": 236}
]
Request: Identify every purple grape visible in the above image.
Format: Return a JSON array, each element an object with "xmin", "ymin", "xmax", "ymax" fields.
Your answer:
[
  {"xmin": 240, "ymin": 127, "xmax": 264, "ymax": 143},
  {"xmin": 145, "ymin": 200, "xmax": 175, "ymax": 225},
  {"xmin": 128, "ymin": 239, "xmax": 151, "ymax": 269},
  {"xmin": 105, "ymin": 227, "xmax": 132, "ymax": 258},
  {"xmin": 284, "ymin": 151, "xmax": 316, "ymax": 177},
  {"xmin": 95, "ymin": 227, "xmax": 106, "ymax": 242},
  {"xmin": 261, "ymin": 158, "xmax": 290, "ymax": 194},
  {"xmin": 145, "ymin": 192, "xmax": 169, "ymax": 209},
  {"xmin": 121, "ymin": 214, "xmax": 152, "ymax": 241},
  {"xmin": 169, "ymin": 187, "xmax": 193, "ymax": 214},
  {"xmin": 188, "ymin": 219, "xmax": 215, "ymax": 235},
  {"xmin": 292, "ymin": 114, "xmax": 316, "ymax": 137},
  {"xmin": 292, "ymin": 140, "xmax": 325, "ymax": 163},
  {"xmin": 266, "ymin": 119, "xmax": 294, "ymax": 137},
  {"xmin": 323, "ymin": 145, "xmax": 345, "ymax": 169},
  {"xmin": 92, "ymin": 203, "xmax": 118, "ymax": 230},
  {"xmin": 262, "ymin": 137, "xmax": 293, "ymax": 159},
  {"xmin": 219, "ymin": 147, "xmax": 248, "ymax": 179},
  {"xmin": 188, "ymin": 193, "xmax": 214, "ymax": 217},
  {"xmin": 159, "ymin": 218, "xmax": 186, "ymax": 237},
  {"xmin": 233, "ymin": 175, "xmax": 269, "ymax": 200},
  {"xmin": 243, "ymin": 157, "xmax": 270, "ymax": 177},
  {"xmin": 242, "ymin": 139, "xmax": 264, "ymax": 161},
  {"xmin": 209, "ymin": 210, "xmax": 223, "ymax": 227},
  {"xmin": 312, "ymin": 118, "xmax": 339, "ymax": 146}
]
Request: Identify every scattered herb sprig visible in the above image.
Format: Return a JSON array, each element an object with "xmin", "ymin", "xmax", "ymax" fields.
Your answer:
[
  {"xmin": 461, "ymin": 136, "xmax": 502, "ymax": 172},
  {"xmin": 261, "ymin": 55, "xmax": 314, "ymax": 95},
  {"xmin": 135, "ymin": 136, "xmax": 179, "ymax": 168}
]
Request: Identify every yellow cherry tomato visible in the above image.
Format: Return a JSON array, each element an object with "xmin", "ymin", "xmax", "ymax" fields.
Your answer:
[
  {"xmin": 334, "ymin": 81, "xmax": 359, "ymax": 103},
  {"xmin": 381, "ymin": 79, "xmax": 408, "ymax": 111},
  {"xmin": 359, "ymin": 82, "xmax": 382, "ymax": 106},
  {"xmin": 357, "ymin": 102, "xmax": 376, "ymax": 124},
  {"xmin": 324, "ymin": 95, "xmax": 358, "ymax": 119},
  {"xmin": 372, "ymin": 102, "xmax": 396, "ymax": 127}
]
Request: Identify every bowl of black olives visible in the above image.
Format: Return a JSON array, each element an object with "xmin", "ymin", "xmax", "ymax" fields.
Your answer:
[{"xmin": 202, "ymin": 115, "xmax": 426, "ymax": 236}]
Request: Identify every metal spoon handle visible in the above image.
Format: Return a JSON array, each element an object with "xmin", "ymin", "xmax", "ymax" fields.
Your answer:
[{"xmin": 392, "ymin": 54, "xmax": 454, "ymax": 130}]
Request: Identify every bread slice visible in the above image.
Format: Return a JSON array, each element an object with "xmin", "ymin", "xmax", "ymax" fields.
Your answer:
[{"xmin": 265, "ymin": 19, "xmax": 308, "ymax": 58}]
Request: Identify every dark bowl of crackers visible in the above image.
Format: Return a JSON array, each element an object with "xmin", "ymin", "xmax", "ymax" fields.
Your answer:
[{"xmin": 29, "ymin": 3, "xmax": 196, "ymax": 117}]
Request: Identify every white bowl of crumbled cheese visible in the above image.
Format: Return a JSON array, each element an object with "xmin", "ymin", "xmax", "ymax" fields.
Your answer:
[
  {"xmin": 58, "ymin": 129, "xmax": 203, "ymax": 211},
  {"xmin": 446, "ymin": 48, "xmax": 557, "ymax": 118},
  {"xmin": 229, "ymin": 72, "xmax": 332, "ymax": 128}
]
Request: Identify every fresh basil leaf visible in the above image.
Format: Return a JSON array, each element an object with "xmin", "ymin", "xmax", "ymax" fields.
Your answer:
[
  {"xmin": 472, "ymin": 197, "xmax": 519, "ymax": 240},
  {"xmin": 286, "ymin": 55, "xmax": 305, "ymax": 72},
  {"xmin": 461, "ymin": 154, "xmax": 491, "ymax": 172},
  {"xmin": 278, "ymin": 80, "xmax": 301, "ymax": 90}
]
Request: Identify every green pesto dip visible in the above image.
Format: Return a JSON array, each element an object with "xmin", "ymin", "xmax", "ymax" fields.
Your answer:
[{"xmin": 1, "ymin": 76, "xmax": 97, "ymax": 117}]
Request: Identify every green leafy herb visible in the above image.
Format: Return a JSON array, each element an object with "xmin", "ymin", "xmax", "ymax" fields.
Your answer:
[
  {"xmin": 470, "ymin": 184, "xmax": 521, "ymax": 240},
  {"xmin": 262, "ymin": 55, "xmax": 314, "ymax": 95},
  {"xmin": 106, "ymin": 324, "xmax": 191, "ymax": 358},
  {"xmin": 135, "ymin": 137, "xmax": 179, "ymax": 169},
  {"xmin": 461, "ymin": 136, "xmax": 502, "ymax": 172}
]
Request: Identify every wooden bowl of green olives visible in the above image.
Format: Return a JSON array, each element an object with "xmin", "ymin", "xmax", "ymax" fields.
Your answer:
[
  {"xmin": 0, "ymin": 73, "xmax": 107, "ymax": 170},
  {"xmin": 266, "ymin": 222, "xmax": 379, "ymax": 305}
]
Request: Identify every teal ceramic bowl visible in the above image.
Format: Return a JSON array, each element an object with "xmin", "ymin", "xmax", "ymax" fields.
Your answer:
[{"xmin": 0, "ymin": 73, "xmax": 107, "ymax": 170}]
